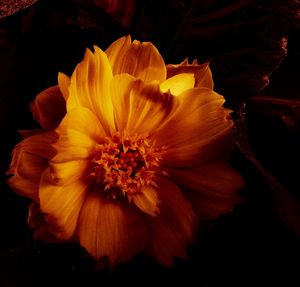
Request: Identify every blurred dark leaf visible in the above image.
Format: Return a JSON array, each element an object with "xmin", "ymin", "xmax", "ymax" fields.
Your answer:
[
  {"xmin": 131, "ymin": 0, "xmax": 300, "ymax": 100},
  {"xmin": 0, "ymin": 0, "xmax": 38, "ymax": 18},
  {"xmin": 250, "ymin": 96, "xmax": 300, "ymax": 134},
  {"xmin": 75, "ymin": 0, "xmax": 136, "ymax": 30},
  {"xmin": 74, "ymin": 0, "xmax": 130, "ymax": 46},
  {"xmin": 234, "ymin": 103, "xmax": 300, "ymax": 237}
]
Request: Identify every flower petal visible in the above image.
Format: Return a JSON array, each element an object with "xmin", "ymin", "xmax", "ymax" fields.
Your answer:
[
  {"xmin": 106, "ymin": 35, "xmax": 166, "ymax": 83},
  {"xmin": 78, "ymin": 191, "xmax": 147, "ymax": 265},
  {"xmin": 166, "ymin": 161, "xmax": 245, "ymax": 220},
  {"xmin": 53, "ymin": 129, "xmax": 95, "ymax": 162},
  {"xmin": 50, "ymin": 159, "xmax": 89, "ymax": 186},
  {"xmin": 160, "ymin": 73, "xmax": 195, "ymax": 96},
  {"xmin": 28, "ymin": 202, "xmax": 61, "ymax": 242},
  {"xmin": 131, "ymin": 185, "xmax": 160, "ymax": 216},
  {"xmin": 167, "ymin": 59, "xmax": 214, "ymax": 89},
  {"xmin": 111, "ymin": 74, "xmax": 175, "ymax": 134},
  {"xmin": 31, "ymin": 86, "xmax": 66, "ymax": 130},
  {"xmin": 58, "ymin": 72, "xmax": 70, "ymax": 100},
  {"xmin": 155, "ymin": 88, "xmax": 233, "ymax": 167},
  {"xmin": 49, "ymin": 104, "xmax": 106, "ymax": 186},
  {"xmin": 7, "ymin": 132, "xmax": 57, "ymax": 201},
  {"xmin": 145, "ymin": 177, "xmax": 197, "ymax": 266},
  {"xmin": 67, "ymin": 47, "xmax": 114, "ymax": 134},
  {"xmin": 52, "ymin": 107, "xmax": 106, "ymax": 164},
  {"xmin": 57, "ymin": 106, "xmax": 106, "ymax": 142},
  {"xmin": 39, "ymin": 168, "xmax": 88, "ymax": 240}
]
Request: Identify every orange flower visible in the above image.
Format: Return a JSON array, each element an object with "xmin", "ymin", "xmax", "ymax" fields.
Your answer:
[{"xmin": 7, "ymin": 36, "xmax": 244, "ymax": 267}]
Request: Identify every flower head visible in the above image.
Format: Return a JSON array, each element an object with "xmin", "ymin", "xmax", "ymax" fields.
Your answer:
[{"xmin": 7, "ymin": 36, "xmax": 244, "ymax": 267}]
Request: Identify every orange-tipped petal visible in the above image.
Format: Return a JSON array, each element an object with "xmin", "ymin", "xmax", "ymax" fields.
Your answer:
[
  {"xmin": 167, "ymin": 59, "xmax": 214, "ymax": 89},
  {"xmin": 39, "ymin": 168, "xmax": 88, "ymax": 240},
  {"xmin": 145, "ymin": 177, "xmax": 197, "ymax": 266},
  {"xmin": 106, "ymin": 35, "xmax": 166, "ymax": 83},
  {"xmin": 67, "ymin": 47, "xmax": 114, "ymax": 134},
  {"xmin": 31, "ymin": 86, "xmax": 66, "ymax": 130},
  {"xmin": 155, "ymin": 88, "xmax": 233, "ymax": 167},
  {"xmin": 7, "ymin": 132, "xmax": 57, "ymax": 201},
  {"xmin": 58, "ymin": 72, "xmax": 70, "ymax": 100},
  {"xmin": 166, "ymin": 161, "xmax": 245, "ymax": 220},
  {"xmin": 131, "ymin": 185, "xmax": 160, "ymax": 216},
  {"xmin": 78, "ymin": 191, "xmax": 147, "ymax": 266},
  {"xmin": 111, "ymin": 74, "xmax": 175, "ymax": 134}
]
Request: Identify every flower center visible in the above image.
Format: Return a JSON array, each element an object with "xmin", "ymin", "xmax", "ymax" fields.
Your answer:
[{"xmin": 88, "ymin": 134, "xmax": 161, "ymax": 199}]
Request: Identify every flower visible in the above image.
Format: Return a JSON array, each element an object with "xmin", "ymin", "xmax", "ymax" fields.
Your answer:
[{"xmin": 7, "ymin": 36, "xmax": 244, "ymax": 267}]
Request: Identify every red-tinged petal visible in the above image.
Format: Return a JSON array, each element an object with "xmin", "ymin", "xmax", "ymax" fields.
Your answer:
[
  {"xmin": 7, "ymin": 132, "xmax": 57, "ymax": 201},
  {"xmin": 67, "ymin": 47, "xmax": 114, "ymax": 134},
  {"xmin": 167, "ymin": 59, "xmax": 214, "ymax": 89},
  {"xmin": 145, "ymin": 177, "xmax": 198, "ymax": 267},
  {"xmin": 31, "ymin": 86, "xmax": 66, "ymax": 130},
  {"xmin": 39, "ymin": 168, "xmax": 88, "ymax": 240},
  {"xmin": 18, "ymin": 129, "xmax": 45, "ymax": 139},
  {"xmin": 78, "ymin": 191, "xmax": 147, "ymax": 266},
  {"xmin": 106, "ymin": 35, "xmax": 166, "ymax": 83},
  {"xmin": 28, "ymin": 202, "xmax": 61, "ymax": 243},
  {"xmin": 58, "ymin": 72, "xmax": 70, "ymax": 100},
  {"xmin": 111, "ymin": 74, "xmax": 175, "ymax": 134},
  {"xmin": 155, "ymin": 88, "xmax": 233, "ymax": 167},
  {"xmin": 166, "ymin": 161, "xmax": 245, "ymax": 220},
  {"xmin": 131, "ymin": 185, "xmax": 160, "ymax": 216}
]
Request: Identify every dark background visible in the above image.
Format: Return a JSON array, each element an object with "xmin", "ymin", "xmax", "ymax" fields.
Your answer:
[{"xmin": 0, "ymin": 0, "xmax": 300, "ymax": 286}]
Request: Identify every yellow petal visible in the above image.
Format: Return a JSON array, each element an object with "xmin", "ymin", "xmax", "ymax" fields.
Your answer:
[
  {"xmin": 131, "ymin": 185, "xmax": 160, "ymax": 216},
  {"xmin": 67, "ymin": 47, "xmax": 114, "ymax": 134},
  {"xmin": 50, "ymin": 129, "xmax": 96, "ymax": 185},
  {"xmin": 50, "ymin": 159, "xmax": 89, "ymax": 186},
  {"xmin": 31, "ymin": 86, "xmax": 66, "ymax": 130},
  {"xmin": 78, "ymin": 191, "xmax": 147, "ymax": 265},
  {"xmin": 50, "ymin": 107, "xmax": 105, "ymax": 185},
  {"xmin": 145, "ymin": 177, "xmax": 197, "ymax": 266},
  {"xmin": 160, "ymin": 73, "xmax": 195, "ymax": 96},
  {"xmin": 106, "ymin": 35, "xmax": 166, "ymax": 83},
  {"xmin": 58, "ymin": 72, "xmax": 70, "ymax": 100},
  {"xmin": 111, "ymin": 74, "xmax": 175, "ymax": 134},
  {"xmin": 53, "ymin": 107, "xmax": 106, "ymax": 163},
  {"xmin": 39, "ymin": 168, "xmax": 88, "ymax": 240},
  {"xmin": 110, "ymin": 73, "xmax": 135, "ymax": 132},
  {"xmin": 7, "ymin": 132, "xmax": 57, "ymax": 201},
  {"xmin": 155, "ymin": 88, "xmax": 233, "ymax": 167},
  {"xmin": 57, "ymin": 106, "xmax": 106, "ymax": 142},
  {"xmin": 166, "ymin": 161, "xmax": 245, "ymax": 219},
  {"xmin": 167, "ymin": 60, "xmax": 214, "ymax": 89},
  {"xmin": 53, "ymin": 129, "xmax": 95, "ymax": 162}
]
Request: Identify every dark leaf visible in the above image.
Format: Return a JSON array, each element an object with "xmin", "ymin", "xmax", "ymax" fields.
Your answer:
[
  {"xmin": 0, "ymin": 0, "xmax": 38, "ymax": 18},
  {"xmin": 132, "ymin": 0, "xmax": 300, "ymax": 100},
  {"xmin": 75, "ymin": 0, "xmax": 129, "ymax": 44},
  {"xmin": 234, "ymin": 103, "xmax": 300, "ymax": 236}
]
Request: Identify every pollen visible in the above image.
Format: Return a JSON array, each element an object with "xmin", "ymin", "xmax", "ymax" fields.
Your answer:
[{"xmin": 88, "ymin": 134, "xmax": 162, "ymax": 199}]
